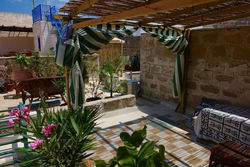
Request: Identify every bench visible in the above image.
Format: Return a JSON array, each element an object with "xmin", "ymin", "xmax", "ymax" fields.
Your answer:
[
  {"xmin": 209, "ymin": 140, "xmax": 250, "ymax": 167},
  {"xmin": 16, "ymin": 76, "xmax": 66, "ymax": 111}
]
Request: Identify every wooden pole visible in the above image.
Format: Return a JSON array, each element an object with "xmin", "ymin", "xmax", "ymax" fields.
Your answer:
[
  {"xmin": 180, "ymin": 29, "xmax": 191, "ymax": 113},
  {"xmin": 65, "ymin": 66, "xmax": 72, "ymax": 109}
]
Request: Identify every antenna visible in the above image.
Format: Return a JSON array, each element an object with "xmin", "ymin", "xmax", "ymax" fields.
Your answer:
[{"xmin": 32, "ymin": 0, "xmax": 36, "ymax": 8}]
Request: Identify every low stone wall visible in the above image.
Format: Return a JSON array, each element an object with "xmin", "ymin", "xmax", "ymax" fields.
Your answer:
[{"xmin": 84, "ymin": 94, "xmax": 136, "ymax": 112}]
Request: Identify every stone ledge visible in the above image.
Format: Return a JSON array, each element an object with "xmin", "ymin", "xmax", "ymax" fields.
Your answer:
[{"xmin": 84, "ymin": 94, "xmax": 136, "ymax": 112}]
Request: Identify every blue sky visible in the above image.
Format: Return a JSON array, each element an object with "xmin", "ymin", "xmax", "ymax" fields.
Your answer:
[{"xmin": 0, "ymin": 0, "xmax": 68, "ymax": 14}]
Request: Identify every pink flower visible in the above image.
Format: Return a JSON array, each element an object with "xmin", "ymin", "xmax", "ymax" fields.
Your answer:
[
  {"xmin": 9, "ymin": 109, "xmax": 18, "ymax": 117},
  {"xmin": 21, "ymin": 107, "xmax": 28, "ymax": 112},
  {"xmin": 42, "ymin": 124, "xmax": 56, "ymax": 137},
  {"xmin": 30, "ymin": 139, "xmax": 44, "ymax": 150},
  {"xmin": 8, "ymin": 119, "xmax": 14, "ymax": 126}
]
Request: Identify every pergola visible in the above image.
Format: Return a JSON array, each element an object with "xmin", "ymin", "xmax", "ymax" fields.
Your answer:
[{"xmin": 56, "ymin": 0, "xmax": 250, "ymax": 112}]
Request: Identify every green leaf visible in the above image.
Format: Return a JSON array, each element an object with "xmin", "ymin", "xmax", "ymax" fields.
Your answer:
[
  {"xmin": 138, "ymin": 141, "xmax": 156, "ymax": 162},
  {"xmin": 131, "ymin": 125, "xmax": 147, "ymax": 147},
  {"xmin": 117, "ymin": 147, "xmax": 136, "ymax": 167},
  {"xmin": 37, "ymin": 109, "xmax": 41, "ymax": 126},
  {"xmin": 94, "ymin": 160, "xmax": 107, "ymax": 167},
  {"xmin": 120, "ymin": 132, "xmax": 134, "ymax": 148},
  {"xmin": 70, "ymin": 116, "xmax": 79, "ymax": 135}
]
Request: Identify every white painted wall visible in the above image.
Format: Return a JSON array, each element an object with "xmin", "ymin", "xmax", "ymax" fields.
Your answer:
[{"xmin": 33, "ymin": 20, "xmax": 57, "ymax": 55}]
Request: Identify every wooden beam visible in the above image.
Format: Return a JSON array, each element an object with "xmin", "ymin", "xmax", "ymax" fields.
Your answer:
[
  {"xmin": 139, "ymin": 0, "xmax": 228, "ymax": 25},
  {"xmin": 164, "ymin": 4, "xmax": 250, "ymax": 27},
  {"xmin": 72, "ymin": 0, "xmax": 219, "ymax": 28},
  {"xmin": 70, "ymin": 0, "xmax": 100, "ymax": 17},
  {"xmin": 186, "ymin": 11, "xmax": 250, "ymax": 28}
]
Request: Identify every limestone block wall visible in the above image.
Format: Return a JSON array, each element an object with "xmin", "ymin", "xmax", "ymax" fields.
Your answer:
[
  {"xmin": 140, "ymin": 34, "xmax": 176, "ymax": 101},
  {"xmin": 140, "ymin": 27, "xmax": 250, "ymax": 108},
  {"xmin": 186, "ymin": 27, "xmax": 250, "ymax": 108},
  {"xmin": 123, "ymin": 36, "xmax": 140, "ymax": 57}
]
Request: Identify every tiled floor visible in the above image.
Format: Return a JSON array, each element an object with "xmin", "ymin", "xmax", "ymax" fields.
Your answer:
[
  {"xmin": 89, "ymin": 113, "xmax": 213, "ymax": 167},
  {"xmin": 0, "ymin": 92, "xmax": 214, "ymax": 167}
]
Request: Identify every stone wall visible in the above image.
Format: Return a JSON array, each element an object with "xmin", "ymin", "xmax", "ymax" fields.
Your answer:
[
  {"xmin": 140, "ymin": 34, "xmax": 176, "ymax": 101},
  {"xmin": 97, "ymin": 43, "xmax": 122, "ymax": 63},
  {"xmin": 140, "ymin": 27, "xmax": 250, "ymax": 108},
  {"xmin": 123, "ymin": 36, "xmax": 140, "ymax": 57}
]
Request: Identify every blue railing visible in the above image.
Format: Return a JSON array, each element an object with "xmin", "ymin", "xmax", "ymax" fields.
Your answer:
[
  {"xmin": 32, "ymin": 4, "xmax": 52, "ymax": 23},
  {"xmin": 32, "ymin": 4, "xmax": 62, "ymax": 39}
]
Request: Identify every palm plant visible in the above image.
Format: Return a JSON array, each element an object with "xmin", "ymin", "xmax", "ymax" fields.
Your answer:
[
  {"xmin": 101, "ymin": 57, "xmax": 127, "ymax": 98},
  {"xmin": 13, "ymin": 101, "xmax": 101, "ymax": 167}
]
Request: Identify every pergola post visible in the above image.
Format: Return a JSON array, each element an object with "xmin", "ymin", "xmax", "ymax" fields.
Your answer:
[
  {"xmin": 65, "ymin": 66, "xmax": 72, "ymax": 109},
  {"xmin": 180, "ymin": 29, "xmax": 191, "ymax": 113}
]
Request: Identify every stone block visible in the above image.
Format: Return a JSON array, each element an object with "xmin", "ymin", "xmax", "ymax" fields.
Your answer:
[
  {"xmin": 145, "ymin": 73, "xmax": 153, "ymax": 80},
  {"xmin": 210, "ymin": 45, "xmax": 226, "ymax": 59},
  {"xmin": 232, "ymin": 46, "xmax": 250, "ymax": 61},
  {"xmin": 200, "ymin": 84, "xmax": 219, "ymax": 94},
  {"xmin": 203, "ymin": 32, "xmax": 219, "ymax": 43},
  {"xmin": 194, "ymin": 70, "xmax": 212, "ymax": 81},
  {"xmin": 215, "ymin": 75, "xmax": 234, "ymax": 83},
  {"xmin": 224, "ymin": 32, "xmax": 243, "ymax": 44},
  {"xmin": 207, "ymin": 63, "xmax": 225, "ymax": 72},
  {"xmin": 222, "ymin": 90, "xmax": 237, "ymax": 98},
  {"xmin": 151, "ymin": 65, "xmax": 161, "ymax": 74},
  {"xmin": 150, "ymin": 84, "xmax": 157, "ymax": 89},
  {"xmin": 187, "ymin": 81, "xmax": 197, "ymax": 90},
  {"xmin": 157, "ymin": 75, "xmax": 168, "ymax": 82},
  {"xmin": 243, "ymin": 78, "xmax": 250, "ymax": 84}
]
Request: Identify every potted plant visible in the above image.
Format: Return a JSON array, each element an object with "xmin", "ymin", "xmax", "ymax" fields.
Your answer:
[
  {"xmin": 94, "ymin": 126, "xmax": 169, "ymax": 167},
  {"xmin": 9, "ymin": 100, "xmax": 101, "ymax": 166}
]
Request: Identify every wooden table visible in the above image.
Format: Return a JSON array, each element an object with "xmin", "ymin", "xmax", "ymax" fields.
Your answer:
[{"xmin": 209, "ymin": 140, "xmax": 250, "ymax": 167}]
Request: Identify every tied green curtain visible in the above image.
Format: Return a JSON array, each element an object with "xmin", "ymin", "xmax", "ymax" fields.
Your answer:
[{"xmin": 142, "ymin": 27, "xmax": 188, "ymax": 98}]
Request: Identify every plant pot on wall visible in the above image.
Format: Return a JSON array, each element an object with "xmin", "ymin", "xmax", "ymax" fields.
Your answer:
[{"xmin": 86, "ymin": 97, "xmax": 101, "ymax": 102}]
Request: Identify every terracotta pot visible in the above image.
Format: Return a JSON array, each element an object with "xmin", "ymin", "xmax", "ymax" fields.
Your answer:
[
  {"xmin": 7, "ymin": 83, "xmax": 15, "ymax": 91},
  {"xmin": 86, "ymin": 97, "xmax": 101, "ymax": 102},
  {"xmin": 85, "ymin": 76, "xmax": 89, "ymax": 82}
]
